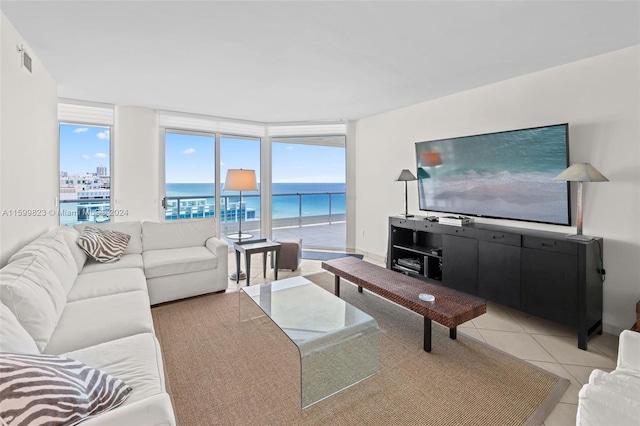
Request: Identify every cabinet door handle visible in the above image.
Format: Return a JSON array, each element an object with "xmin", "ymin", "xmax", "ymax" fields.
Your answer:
[
  {"xmin": 492, "ymin": 235, "xmax": 504, "ymax": 240},
  {"xmin": 541, "ymin": 241, "xmax": 556, "ymax": 248}
]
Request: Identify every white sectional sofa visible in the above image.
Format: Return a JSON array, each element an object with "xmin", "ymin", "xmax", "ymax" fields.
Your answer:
[
  {"xmin": 576, "ymin": 330, "xmax": 640, "ymax": 425},
  {"xmin": 0, "ymin": 218, "xmax": 228, "ymax": 425},
  {"xmin": 74, "ymin": 218, "xmax": 229, "ymax": 304}
]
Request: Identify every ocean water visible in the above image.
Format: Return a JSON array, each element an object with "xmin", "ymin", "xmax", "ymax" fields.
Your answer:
[{"xmin": 166, "ymin": 182, "xmax": 346, "ymax": 218}]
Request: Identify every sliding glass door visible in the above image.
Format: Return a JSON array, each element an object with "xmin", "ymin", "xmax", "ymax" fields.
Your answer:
[{"xmin": 271, "ymin": 136, "xmax": 346, "ymax": 249}]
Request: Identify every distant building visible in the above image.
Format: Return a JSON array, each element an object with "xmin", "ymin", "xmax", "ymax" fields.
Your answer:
[
  {"xmin": 59, "ymin": 173, "xmax": 110, "ymax": 201},
  {"xmin": 96, "ymin": 166, "xmax": 107, "ymax": 176}
]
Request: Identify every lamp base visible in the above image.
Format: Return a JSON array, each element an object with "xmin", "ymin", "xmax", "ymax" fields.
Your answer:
[
  {"xmin": 399, "ymin": 213, "xmax": 414, "ymax": 218},
  {"xmin": 226, "ymin": 233, "xmax": 254, "ymax": 240},
  {"xmin": 229, "ymin": 271, "xmax": 247, "ymax": 281},
  {"xmin": 565, "ymin": 234, "xmax": 593, "ymax": 242}
]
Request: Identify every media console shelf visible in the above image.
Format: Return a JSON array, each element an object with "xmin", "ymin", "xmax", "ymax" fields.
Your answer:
[{"xmin": 387, "ymin": 215, "xmax": 604, "ymax": 350}]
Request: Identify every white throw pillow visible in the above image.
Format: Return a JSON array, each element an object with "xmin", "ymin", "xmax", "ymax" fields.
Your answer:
[
  {"xmin": 9, "ymin": 231, "xmax": 78, "ymax": 294},
  {"xmin": 0, "ymin": 303, "xmax": 39, "ymax": 354},
  {"xmin": 0, "ymin": 257, "xmax": 66, "ymax": 351},
  {"xmin": 0, "ymin": 352, "xmax": 132, "ymax": 426}
]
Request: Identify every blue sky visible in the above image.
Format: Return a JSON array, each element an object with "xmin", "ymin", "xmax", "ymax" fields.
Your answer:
[
  {"xmin": 60, "ymin": 125, "xmax": 345, "ymax": 183},
  {"xmin": 59, "ymin": 124, "xmax": 110, "ymax": 175},
  {"xmin": 165, "ymin": 132, "xmax": 345, "ymax": 183}
]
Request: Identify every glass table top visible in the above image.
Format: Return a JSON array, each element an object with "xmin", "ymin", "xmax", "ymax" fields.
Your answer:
[{"xmin": 240, "ymin": 276, "xmax": 381, "ymax": 408}]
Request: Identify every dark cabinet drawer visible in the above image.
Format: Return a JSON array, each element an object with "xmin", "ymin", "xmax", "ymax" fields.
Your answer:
[
  {"xmin": 443, "ymin": 226, "xmax": 477, "ymax": 238},
  {"xmin": 390, "ymin": 217, "xmax": 414, "ymax": 230},
  {"xmin": 477, "ymin": 230, "xmax": 521, "ymax": 247},
  {"xmin": 522, "ymin": 236, "xmax": 577, "ymax": 255},
  {"xmin": 415, "ymin": 221, "xmax": 444, "ymax": 233}
]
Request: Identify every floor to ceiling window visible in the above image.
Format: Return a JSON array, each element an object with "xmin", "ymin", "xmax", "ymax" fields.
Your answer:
[
  {"xmin": 271, "ymin": 135, "xmax": 346, "ymax": 249},
  {"xmin": 59, "ymin": 123, "xmax": 112, "ymax": 225},
  {"xmin": 164, "ymin": 131, "xmax": 215, "ymax": 220},
  {"xmin": 159, "ymin": 113, "xmax": 347, "ymax": 249},
  {"xmin": 220, "ymin": 136, "xmax": 261, "ymax": 241}
]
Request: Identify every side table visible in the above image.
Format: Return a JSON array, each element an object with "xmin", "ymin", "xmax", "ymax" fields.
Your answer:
[{"xmin": 234, "ymin": 239, "xmax": 281, "ymax": 286}]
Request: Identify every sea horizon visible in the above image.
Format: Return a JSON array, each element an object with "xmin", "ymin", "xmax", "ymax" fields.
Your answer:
[{"xmin": 165, "ymin": 182, "xmax": 346, "ymax": 219}]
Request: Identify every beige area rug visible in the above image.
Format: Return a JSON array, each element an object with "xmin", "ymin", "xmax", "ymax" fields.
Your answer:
[{"xmin": 151, "ymin": 273, "xmax": 568, "ymax": 426}]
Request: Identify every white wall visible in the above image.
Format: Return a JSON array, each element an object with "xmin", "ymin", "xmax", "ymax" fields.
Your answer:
[
  {"xmin": 354, "ymin": 46, "xmax": 640, "ymax": 333},
  {"xmin": 0, "ymin": 13, "xmax": 58, "ymax": 266},
  {"xmin": 112, "ymin": 106, "xmax": 161, "ymax": 222}
]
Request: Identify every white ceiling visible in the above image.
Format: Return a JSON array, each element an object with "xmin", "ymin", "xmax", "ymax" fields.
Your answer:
[{"xmin": 2, "ymin": 1, "xmax": 639, "ymax": 123}]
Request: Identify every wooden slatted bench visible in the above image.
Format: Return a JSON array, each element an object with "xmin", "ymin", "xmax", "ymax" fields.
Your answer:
[{"xmin": 321, "ymin": 256, "xmax": 486, "ymax": 352}]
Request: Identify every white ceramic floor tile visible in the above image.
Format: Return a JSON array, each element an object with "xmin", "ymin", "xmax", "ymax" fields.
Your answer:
[
  {"xmin": 543, "ymin": 402, "xmax": 578, "ymax": 426},
  {"xmin": 533, "ymin": 335, "xmax": 617, "ymax": 369},
  {"xmin": 508, "ymin": 310, "xmax": 576, "ymax": 338},
  {"xmin": 458, "ymin": 327, "xmax": 485, "ymax": 342},
  {"xmin": 478, "ymin": 330, "xmax": 556, "ymax": 362},
  {"xmin": 586, "ymin": 332, "xmax": 620, "ymax": 361},
  {"xmin": 561, "ymin": 364, "xmax": 613, "ymax": 386},
  {"xmin": 471, "ymin": 305, "xmax": 527, "ymax": 333}
]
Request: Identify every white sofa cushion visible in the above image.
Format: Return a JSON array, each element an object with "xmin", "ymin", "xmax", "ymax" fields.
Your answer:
[
  {"xmin": 58, "ymin": 226, "xmax": 88, "ymax": 273},
  {"xmin": 143, "ymin": 247, "xmax": 218, "ymax": 279},
  {"xmin": 74, "ymin": 221, "xmax": 143, "ymax": 255},
  {"xmin": 80, "ymin": 393, "xmax": 175, "ymax": 426},
  {"xmin": 44, "ymin": 291, "xmax": 154, "ymax": 355},
  {"xmin": 143, "ymin": 218, "xmax": 216, "ymax": 251},
  {"xmin": 62, "ymin": 333, "xmax": 166, "ymax": 405},
  {"xmin": 80, "ymin": 253, "xmax": 144, "ymax": 275},
  {"xmin": 0, "ymin": 257, "xmax": 66, "ymax": 351},
  {"xmin": 8, "ymin": 230, "xmax": 78, "ymax": 294},
  {"xmin": 67, "ymin": 268, "xmax": 148, "ymax": 302},
  {"xmin": 0, "ymin": 303, "xmax": 39, "ymax": 354},
  {"xmin": 0, "ymin": 352, "xmax": 132, "ymax": 425}
]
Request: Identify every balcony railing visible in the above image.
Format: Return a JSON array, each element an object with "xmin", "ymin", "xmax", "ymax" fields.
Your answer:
[
  {"xmin": 58, "ymin": 192, "xmax": 347, "ymax": 231},
  {"xmin": 164, "ymin": 192, "xmax": 346, "ymax": 232}
]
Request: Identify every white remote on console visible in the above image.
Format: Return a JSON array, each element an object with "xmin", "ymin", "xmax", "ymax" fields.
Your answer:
[{"xmin": 419, "ymin": 293, "xmax": 435, "ymax": 302}]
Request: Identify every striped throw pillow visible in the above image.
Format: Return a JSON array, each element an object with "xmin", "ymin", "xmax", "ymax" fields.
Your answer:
[
  {"xmin": 0, "ymin": 352, "xmax": 132, "ymax": 426},
  {"xmin": 76, "ymin": 227, "xmax": 131, "ymax": 263}
]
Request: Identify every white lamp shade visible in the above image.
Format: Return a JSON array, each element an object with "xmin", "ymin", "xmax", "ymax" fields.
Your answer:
[
  {"xmin": 555, "ymin": 163, "xmax": 609, "ymax": 182},
  {"xmin": 223, "ymin": 169, "xmax": 257, "ymax": 191}
]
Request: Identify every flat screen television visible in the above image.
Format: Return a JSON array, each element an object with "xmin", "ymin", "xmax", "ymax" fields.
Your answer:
[{"xmin": 415, "ymin": 123, "xmax": 570, "ymax": 225}]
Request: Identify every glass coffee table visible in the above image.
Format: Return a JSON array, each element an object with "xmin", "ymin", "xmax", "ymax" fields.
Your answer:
[{"xmin": 239, "ymin": 276, "xmax": 381, "ymax": 408}]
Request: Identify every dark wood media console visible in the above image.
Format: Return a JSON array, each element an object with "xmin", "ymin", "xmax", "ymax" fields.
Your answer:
[{"xmin": 387, "ymin": 216, "xmax": 605, "ymax": 350}]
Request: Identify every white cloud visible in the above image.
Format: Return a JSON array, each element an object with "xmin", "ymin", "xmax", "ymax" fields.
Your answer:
[
  {"xmin": 182, "ymin": 148, "xmax": 195, "ymax": 155},
  {"xmin": 286, "ymin": 146, "xmax": 294, "ymax": 151},
  {"xmin": 82, "ymin": 154, "xmax": 90, "ymax": 160},
  {"xmin": 73, "ymin": 128, "xmax": 89, "ymax": 133},
  {"xmin": 94, "ymin": 153, "xmax": 107, "ymax": 159},
  {"xmin": 96, "ymin": 130, "xmax": 110, "ymax": 140}
]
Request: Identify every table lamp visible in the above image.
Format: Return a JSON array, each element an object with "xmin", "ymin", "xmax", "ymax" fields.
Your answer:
[
  {"xmin": 223, "ymin": 169, "xmax": 257, "ymax": 241},
  {"xmin": 396, "ymin": 169, "xmax": 417, "ymax": 218},
  {"xmin": 555, "ymin": 163, "xmax": 608, "ymax": 241}
]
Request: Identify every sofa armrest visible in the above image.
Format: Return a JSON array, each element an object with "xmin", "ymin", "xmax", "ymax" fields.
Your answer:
[
  {"xmin": 205, "ymin": 237, "xmax": 229, "ymax": 260},
  {"xmin": 577, "ymin": 381, "xmax": 640, "ymax": 426},
  {"xmin": 617, "ymin": 330, "xmax": 640, "ymax": 372}
]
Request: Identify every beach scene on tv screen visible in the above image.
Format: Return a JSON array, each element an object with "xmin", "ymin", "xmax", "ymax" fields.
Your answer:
[{"xmin": 416, "ymin": 125, "xmax": 570, "ymax": 225}]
